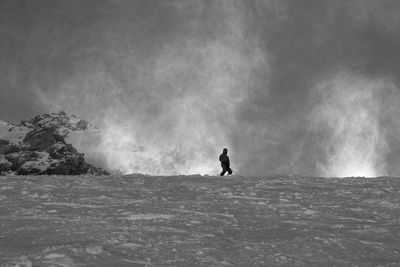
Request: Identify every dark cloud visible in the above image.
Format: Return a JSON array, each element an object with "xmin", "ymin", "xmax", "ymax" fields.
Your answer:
[{"xmin": 1, "ymin": 0, "xmax": 400, "ymax": 176}]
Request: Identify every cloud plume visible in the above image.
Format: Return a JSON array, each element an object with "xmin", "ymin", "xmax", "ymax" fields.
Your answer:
[
  {"xmin": 33, "ymin": 0, "xmax": 269, "ymax": 175},
  {"xmin": 2, "ymin": 0, "xmax": 400, "ymax": 177},
  {"xmin": 310, "ymin": 73, "xmax": 400, "ymax": 177}
]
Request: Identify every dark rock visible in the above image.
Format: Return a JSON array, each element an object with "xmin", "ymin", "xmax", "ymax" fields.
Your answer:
[
  {"xmin": 1, "ymin": 140, "xmax": 21, "ymax": 154},
  {"xmin": 0, "ymin": 160, "xmax": 11, "ymax": 174},
  {"xmin": 7, "ymin": 141, "xmax": 108, "ymax": 175},
  {"xmin": 16, "ymin": 167, "xmax": 42, "ymax": 175},
  {"xmin": 0, "ymin": 140, "xmax": 10, "ymax": 145},
  {"xmin": 47, "ymin": 154, "xmax": 85, "ymax": 175},
  {"xmin": 82, "ymin": 163, "xmax": 110, "ymax": 175},
  {"xmin": 3, "ymin": 113, "xmax": 109, "ymax": 175},
  {"xmin": 5, "ymin": 145, "xmax": 20, "ymax": 154},
  {"xmin": 0, "ymin": 139, "xmax": 10, "ymax": 154},
  {"xmin": 23, "ymin": 112, "xmax": 91, "ymax": 133},
  {"xmin": 47, "ymin": 143, "xmax": 77, "ymax": 159},
  {"xmin": 76, "ymin": 120, "xmax": 88, "ymax": 130},
  {"xmin": 23, "ymin": 128, "xmax": 58, "ymax": 150},
  {"xmin": 48, "ymin": 164, "xmax": 72, "ymax": 175},
  {"xmin": 6, "ymin": 151, "xmax": 40, "ymax": 171}
]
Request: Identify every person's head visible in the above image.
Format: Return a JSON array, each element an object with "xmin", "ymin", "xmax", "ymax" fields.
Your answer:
[{"xmin": 223, "ymin": 148, "xmax": 228, "ymax": 154}]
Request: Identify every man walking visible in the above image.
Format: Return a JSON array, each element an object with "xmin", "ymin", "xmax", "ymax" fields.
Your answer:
[{"xmin": 219, "ymin": 148, "xmax": 232, "ymax": 176}]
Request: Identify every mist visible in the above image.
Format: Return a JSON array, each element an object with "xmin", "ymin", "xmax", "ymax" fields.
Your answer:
[
  {"xmin": 1, "ymin": 0, "xmax": 400, "ymax": 177},
  {"xmin": 310, "ymin": 73, "xmax": 400, "ymax": 177}
]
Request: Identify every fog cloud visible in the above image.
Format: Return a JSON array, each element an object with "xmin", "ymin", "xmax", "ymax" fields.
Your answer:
[
  {"xmin": 1, "ymin": 0, "xmax": 400, "ymax": 176},
  {"xmin": 310, "ymin": 73, "xmax": 400, "ymax": 177}
]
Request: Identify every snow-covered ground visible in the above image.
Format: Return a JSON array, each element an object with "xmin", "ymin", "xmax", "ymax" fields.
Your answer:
[
  {"xmin": 0, "ymin": 121, "xmax": 29, "ymax": 145},
  {"xmin": 1, "ymin": 175, "xmax": 400, "ymax": 266}
]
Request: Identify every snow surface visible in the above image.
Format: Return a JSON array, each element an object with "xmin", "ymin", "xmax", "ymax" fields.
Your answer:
[
  {"xmin": 0, "ymin": 120, "xmax": 30, "ymax": 145},
  {"xmin": 1, "ymin": 175, "xmax": 400, "ymax": 266}
]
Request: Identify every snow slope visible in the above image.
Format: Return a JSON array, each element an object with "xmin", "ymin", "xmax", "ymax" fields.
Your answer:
[
  {"xmin": 1, "ymin": 174, "xmax": 399, "ymax": 266},
  {"xmin": 0, "ymin": 121, "xmax": 30, "ymax": 145}
]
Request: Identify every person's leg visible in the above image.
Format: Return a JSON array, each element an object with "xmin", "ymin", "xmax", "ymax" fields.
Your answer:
[
  {"xmin": 220, "ymin": 169, "xmax": 226, "ymax": 176},
  {"xmin": 227, "ymin": 167, "xmax": 232, "ymax": 175},
  {"xmin": 220, "ymin": 165, "xmax": 227, "ymax": 176}
]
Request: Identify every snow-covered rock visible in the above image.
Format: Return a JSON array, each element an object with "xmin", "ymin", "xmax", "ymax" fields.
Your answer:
[
  {"xmin": 20, "ymin": 111, "xmax": 97, "ymax": 135},
  {"xmin": 0, "ymin": 112, "xmax": 108, "ymax": 176}
]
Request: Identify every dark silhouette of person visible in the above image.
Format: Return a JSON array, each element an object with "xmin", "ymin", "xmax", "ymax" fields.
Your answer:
[{"xmin": 219, "ymin": 148, "xmax": 232, "ymax": 176}]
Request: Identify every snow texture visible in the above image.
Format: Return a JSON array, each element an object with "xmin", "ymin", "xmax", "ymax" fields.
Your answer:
[{"xmin": 1, "ymin": 174, "xmax": 400, "ymax": 266}]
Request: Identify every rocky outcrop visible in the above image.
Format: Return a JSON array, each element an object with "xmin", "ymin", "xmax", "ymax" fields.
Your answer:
[
  {"xmin": 0, "ymin": 112, "xmax": 108, "ymax": 176},
  {"xmin": 23, "ymin": 128, "xmax": 58, "ymax": 150},
  {"xmin": 0, "ymin": 154, "xmax": 11, "ymax": 173},
  {"xmin": 20, "ymin": 111, "xmax": 95, "ymax": 133}
]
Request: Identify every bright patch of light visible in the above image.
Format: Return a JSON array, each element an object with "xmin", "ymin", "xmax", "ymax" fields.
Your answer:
[
  {"xmin": 335, "ymin": 164, "xmax": 376, "ymax": 178},
  {"xmin": 312, "ymin": 73, "xmax": 394, "ymax": 178}
]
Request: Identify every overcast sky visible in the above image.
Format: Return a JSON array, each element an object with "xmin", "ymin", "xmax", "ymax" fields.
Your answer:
[{"xmin": 1, "ymin": 0, "xmax": 400, "ymax": 176}]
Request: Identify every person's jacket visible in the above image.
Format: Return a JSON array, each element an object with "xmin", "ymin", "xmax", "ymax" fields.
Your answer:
[{"xmin": 219, "ymin": 153, "xmax": 230, "ymax": 167}]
